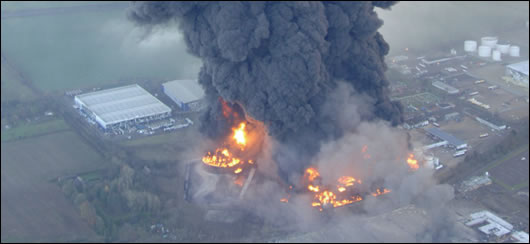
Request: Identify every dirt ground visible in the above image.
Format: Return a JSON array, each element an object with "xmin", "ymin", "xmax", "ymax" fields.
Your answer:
[{"xmin": 1, "ymin": 131, "xmax": 107, "ymax": 242}]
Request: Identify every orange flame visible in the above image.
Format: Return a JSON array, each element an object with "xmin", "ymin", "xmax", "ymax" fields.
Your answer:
[
  {"xmin": 202, "ymin": 148, "xmax": 242, "ymax": 168},
  {"xmin": 233, "ymin": 122, "xmax": 246, "ymax": 147},
  {"xmin": 371, "ymin": 188, "xmax": 391, "ymax": 197},
  {"xmin": 202, "ymin": 120, "xmax": 251, "ymax": 170},
  {"xmin": 305, "ymin": 168, "xmax": 320, "ymax": 181},
  {"xmin": 308, "ymin": 184, "xmax": 320, "ymax": 192},
  {"xmin": 303, "ymin": 167, "xmax": 366, "ymax": 211},
  {"xmin": 407, "ymin": 153, "xmax": 419, "ymax": 170}
]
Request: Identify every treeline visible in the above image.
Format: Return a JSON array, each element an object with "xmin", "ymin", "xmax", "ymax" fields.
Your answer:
[
  {"xmin": 1, "ymin": 95, "xmax": 58, "ymax": 126},
  {"xmin": 60, "ymin": 158, "xmax": 163, "ymax": 241}
]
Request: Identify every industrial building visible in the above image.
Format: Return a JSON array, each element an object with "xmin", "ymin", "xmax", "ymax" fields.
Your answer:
[
  {"xmin": 475, "ymin": 116, "xmax": 506, "ymax": 131},
  {"xmin": 432, "ymin": 81, "xmax": 460, "ymax": 94},
  {"xmin": 505, "ymin": 60, "xmax": 529, "ymax": 87},
  {"xmin": 466, "ymin": 211, "xmax": 513, "ymax": 238},
  {"xmin": 444, "ymin": 112, "xmax": 461, "ymax": 121},
  {"xmin": 511, "ymin": 231, "xmax": 529, "ymax": 243},
  {"xmin": 425, "ymin": 127, "xmax": 467, "ymax": 149},
  {"xmin": 403, "ymin": 116, "xmax": 429, "ymax": 130},
  {"xmin": 162, "ymin": 80, "xmax": 205, "ymax": 111},
  {"xmin": 75, "ymin": 84, "xmax": 172, "ymax": 130}
]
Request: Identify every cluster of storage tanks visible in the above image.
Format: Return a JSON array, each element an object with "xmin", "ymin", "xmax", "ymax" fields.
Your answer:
[{"xmin": 464, "ymin": 37, "xmax": 520, "ymax": 61}]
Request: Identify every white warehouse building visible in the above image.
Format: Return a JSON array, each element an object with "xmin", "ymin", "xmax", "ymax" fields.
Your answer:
[
  {"xmin": 75, "ymin": 84, "xmax": 172, "ymax": 130},
  {"xmin": 506, "ymin": 60, "xmax": 529, "ymax": 87},
  {"xmin": 162, "ymin": 79, "xmax": 205, "ymax": 111}
]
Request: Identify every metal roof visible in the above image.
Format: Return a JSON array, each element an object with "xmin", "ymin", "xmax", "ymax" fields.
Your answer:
[
  {"xmin": 163, "ymin": 80, "xmax": 204, "ymax": 104},
  {"xmin": 507, "ymin": 60, "xmax": 529, "ymax": 76},
  {"xmin": 75, "ymin": 84, "xmax": 171, "ymax": 126},
  {"xmin": 425, "ymin": 127, "xmax": 466, "ymax": 147},
  {"xmin": 432, "ymin": 81, "xmax": 459, "ymax": 94}
]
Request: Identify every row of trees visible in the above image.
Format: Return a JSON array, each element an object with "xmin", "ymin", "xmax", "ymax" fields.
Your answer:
[{"xmin": 60, "ymin": 162, "xmax": 162, "ymax": 240}]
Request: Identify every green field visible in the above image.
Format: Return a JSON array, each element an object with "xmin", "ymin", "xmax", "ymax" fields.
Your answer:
[
  {"xmin": 1, "ymin": 62, "xmax": 37, "ymax": 102},
  {"xmin": 481, "ymin": 145, "xmax": 529, "ymax": 192},
  {"xmin": 1, "ymin": 119, "xmax": 70, "ymax": 142},
  {"xmin": 1, "ymin": 131, "xmax": 108, "ymax": 242},
  {"xmin": 1, "ymin": 4, "xmax": 201, "ymax": 93}
]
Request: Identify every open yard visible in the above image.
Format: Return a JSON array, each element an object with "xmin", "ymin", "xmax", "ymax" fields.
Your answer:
[
  {"xmin": 482, "ymin": 145, "xmax": 529, "ymax": 192},
  {"xmin": 1, "ymin": 118, "xmax": 69, "ymax": 142},
  {"xmin": 1, "ymin": 131, "xmax": 109, "ymax": 242}
]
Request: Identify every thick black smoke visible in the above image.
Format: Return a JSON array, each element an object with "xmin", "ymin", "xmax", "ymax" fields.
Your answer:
[{"xmin": 128, "ymin": 1, "xmax": 403, "ymax": 182}]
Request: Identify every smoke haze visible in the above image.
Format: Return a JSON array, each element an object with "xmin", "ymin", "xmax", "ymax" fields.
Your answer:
[{"xmin": 126, "ymin": 2, "xmax": 481, "ymax": 242}]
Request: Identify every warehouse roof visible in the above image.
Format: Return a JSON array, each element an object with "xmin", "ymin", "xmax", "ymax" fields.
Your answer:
[
  {"xmin": 425, "ymin": 127, "xmax": 466, "ymax": 148},
  {"xmin": 506, "ymin": 60, "xmax": 529, "ymax": 76},
  {"xmin": 75, "ymin": 84, "xmax": 171, "ymax": 125},
  {"xmin": 163, "ymin": 79, "xmax": 204, "ymax": 104},
  {"xmin": 432, "ymin": 81, "xmax": 459, "ymax": 94}
]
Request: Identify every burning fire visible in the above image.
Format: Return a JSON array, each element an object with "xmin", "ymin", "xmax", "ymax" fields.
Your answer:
[
  {"xmin": 296, "ymin": 166, "xmax": 393, "ymax": 211},
  {"xmin": 371, "ymin": 188, "xmax": 391, "ymax": 197},
  {"xmin": 202, "ymin": 148, "xmax": 242, "ymax": 168},
  {"xmin": 202, "ymin": 99, "xmax": 265, "ymax": 183},
  {"xmin": 305, "ymin": 167, "xmax": 320, "ymax": 181},
  {"xmin": 407, "ymin": 153, "xmax": 419, "ymax": 170},
  {"xmin": 233, "ymin": 122, "xmax": 246, "ymax": 147}
]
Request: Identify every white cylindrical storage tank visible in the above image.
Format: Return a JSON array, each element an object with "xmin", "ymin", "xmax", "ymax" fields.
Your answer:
[
  {"xmin": 496, "ymin": 44, "xmax": 510, "ymax": 54},
  {"xmin": 509, "ymin": 46, "xmax": 520, "ymax": 57},
  {"xmin": 478, "ymin": 45, "xmax": 492, "ymax": 57},
  {"xmin": 481, "ymin": 36, "xmax": 498, "ymax": 48},
  {"xmin": 492, "ymin": 50, "xmax": 502, "ymax": 61},
  {"xmin": 464, "ymin": 40, "xmax": 477, "ymax": 52}
]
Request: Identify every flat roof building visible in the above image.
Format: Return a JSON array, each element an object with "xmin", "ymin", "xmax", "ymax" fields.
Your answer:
[
  {"xmin": 466, "ymin": 211, "xmax": 513, "ymax": 238},
  {"xmin": 432, "ymin": 81, "xmax": 460, "ymax": 94},
  {"xmin": 163, "ymin": 80, "xmax": 205, "ymax": 111},
  {"xmin": 425, "ymin": 127, "xmax": 467, "ymax": 149},
  {"xmin": 75, "ymin": 84, "xmax": 171, "ymax": 129},
  {"xmin": 506, "ymin": 60, "xmax": 529, "ymax": 87}
]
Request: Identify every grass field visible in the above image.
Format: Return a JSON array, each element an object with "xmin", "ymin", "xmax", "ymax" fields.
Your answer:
[
  {"xmin": 121, "ymin": 124, "xmax": 204, "ymax": 162},
  {"xmin": 0, "ymin": 4, "xmax": 201, "ymax": 93},
  {"xmin": 1, "ymin": 119, "xmax": 70, "ymax": 142},
  {"xmin": 1, "ymin": 62, "xmax": 37, "ymax": 102},
  {"xmin": 484, "ymin": 145, "xmax": 529, "ymax": 192},
  {"xmin": 1, "ymin": 131, "xmax": 109, "ymax": 242}
]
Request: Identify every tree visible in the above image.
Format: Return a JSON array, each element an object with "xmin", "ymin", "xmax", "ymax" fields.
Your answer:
[
  {"xmin": 74, "ymin": 193, "xmax": 87, "ymax": 206},
  {"xmin": 95, "ymin": 216, "xmax": 105, "ymax": 235},
  {"xmin": 62, "ymin": 180, "xmax": 76, "ymax": 199},
  {"xmin": 80, "ymin": 201, "xmax": 97, "ymax": 228}
]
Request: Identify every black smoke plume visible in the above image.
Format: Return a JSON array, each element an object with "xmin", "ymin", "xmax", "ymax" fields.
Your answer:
[{"xmin": 128, "ymin": 1, "xmax": 403, "ymax": 182}]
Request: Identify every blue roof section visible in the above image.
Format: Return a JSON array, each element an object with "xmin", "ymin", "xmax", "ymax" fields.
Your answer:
[{"xmin": 426, "ymin": 127, "xmax": 466, "ymax": 147}]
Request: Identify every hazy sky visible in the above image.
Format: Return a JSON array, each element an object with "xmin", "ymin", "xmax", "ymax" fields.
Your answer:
[{"xmin": 377, "ymin": 1, "xmax": 529, "ymax": 56}]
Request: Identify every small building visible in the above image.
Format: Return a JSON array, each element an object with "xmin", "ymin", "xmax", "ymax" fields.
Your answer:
[
  {"xmin": 403, "ymin": 116, "xmax": 429, "ymax": 130},
  {"xmin": 506, "ymin": 60, "xmax": 529, "ymax": 87},
  {"xmin": 425, "ymin": 127, "xmax": 467, "ymax": 149},
  {"xmin": 421, "ymin": 55, "xmax": 466, "ymax": 65},
  {"xmin": 162, "ymin": 80, "xmax": 205, "ymax": 111},
  {"xmin": 444, "ymin": 112, "xmax": 460, "ymax": 121},
  {"xmin": 432, "ymin": 81, "xmax": 460, "ymax": 94}
]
